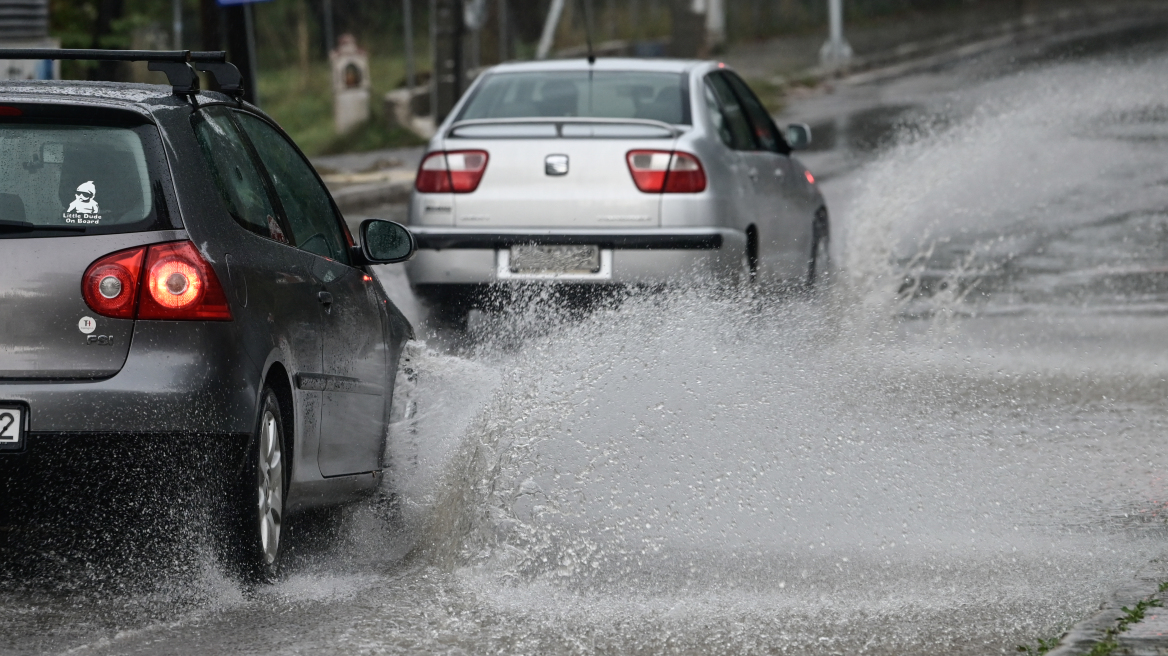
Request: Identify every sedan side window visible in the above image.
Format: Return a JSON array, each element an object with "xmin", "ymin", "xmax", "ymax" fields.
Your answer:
[
  {"xmin": 191, "ymin": 108, "xmax": 286, "ymax": 244},
  {"xmin": 233, "ymin": 112, "xmax": 351, "ymax": 265},
  {"xmin": 721, "ymin": 71, "xmax": 791, "ymax": 155},
  {"xmin": 704, "ymin": 74, "xmax": 756, "ymax": 151}
]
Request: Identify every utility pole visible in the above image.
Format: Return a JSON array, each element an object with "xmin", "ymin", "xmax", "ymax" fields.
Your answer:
[
  {"xmin": 321, "ymin": 0, "xmax": 335, "ymax": 54},
  {"xmin": 819, "ymin": 0, "xmax": 852, "ymax": 70},
  {"xmin": 403, "ymin": 0, "xmax": 415, "ymax": 88},
  {"xmin": 432, "ymin": 0, "xmax": 463, "ymax": 122},
  {"xmin": 536, "ymin": 0, "xmax": 565, "ymax": 60},
  {"xmin": 496, "ymin": 0, "xmax": 509, "ymax": 62}
]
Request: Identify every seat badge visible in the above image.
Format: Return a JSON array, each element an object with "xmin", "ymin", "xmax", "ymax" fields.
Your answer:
[{"xmin": 545, "ymin": 154, "xmax": 569, "ymax": 176}]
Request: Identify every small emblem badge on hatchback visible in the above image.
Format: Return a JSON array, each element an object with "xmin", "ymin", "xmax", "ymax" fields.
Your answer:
[
  {"xmin": 78, "ymin": 316, "xmax": 96, "ymax": 334},
  {"xmin": 545, "ymin": 154, "xmax": 569, "ymax": 176}
]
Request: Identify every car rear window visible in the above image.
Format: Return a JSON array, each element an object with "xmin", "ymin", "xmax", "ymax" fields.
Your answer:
[
  {"xmin": 0, "ymin": 119, "xmax": 173, "ymax": 238},
  {"xmin": 457, "ymin": 71, "xmax": 691, "ymax": 125}
]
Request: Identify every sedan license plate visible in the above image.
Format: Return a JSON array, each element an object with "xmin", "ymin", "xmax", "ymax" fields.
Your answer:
[
  {"xmin": 509, "ymin": 244, "xmax": 601, "ymax": 274},
  {"xmin": 0, "ymin": 405, "xmax": 24, "ymax": 451}
]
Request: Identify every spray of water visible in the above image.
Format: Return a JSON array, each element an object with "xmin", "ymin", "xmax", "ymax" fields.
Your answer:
[{"xmin": 374, "ymin": 54, "xmax": 1168, "ymax": 654}]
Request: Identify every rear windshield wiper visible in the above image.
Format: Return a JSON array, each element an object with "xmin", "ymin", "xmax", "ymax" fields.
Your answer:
[{"xmin": 0, "ymin": 220, "xmax": 86, "ymax": 233}]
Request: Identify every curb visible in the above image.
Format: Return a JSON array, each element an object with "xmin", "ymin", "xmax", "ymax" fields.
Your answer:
[
  {"xmin": 1046, "ymin": 556, "xmax": 1168, "ymax": 656},
  {"xmin": 330, "ymin": 178, "xmax": 413, "ymax": 213},
  {"xmin": 786, "ymin": 2, "xmax": 1168, "ymax": 90}
]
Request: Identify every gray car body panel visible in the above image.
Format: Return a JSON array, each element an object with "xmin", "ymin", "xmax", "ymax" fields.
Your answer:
[
  {"xmin": 405, "ymin": 58, "xmax": 826, "ymax": 287},
  {"xmin": 0, "ymin": 82, "xmax": 413, "ymax": 515}
]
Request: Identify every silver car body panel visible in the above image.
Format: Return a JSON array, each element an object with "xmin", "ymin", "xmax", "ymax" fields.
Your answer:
[{"xmin": 405, "ymin": 58, "xmax": 826, "ymax": 287}]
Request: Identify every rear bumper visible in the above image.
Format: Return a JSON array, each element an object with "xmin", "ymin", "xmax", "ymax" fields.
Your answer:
[
  {"xmin": 0, "ymin": 321, "xmax": 257, "ymax": 437},
  {"xmin": 406, "ymin": 227, "xmax": 746, "ymax": 285}
]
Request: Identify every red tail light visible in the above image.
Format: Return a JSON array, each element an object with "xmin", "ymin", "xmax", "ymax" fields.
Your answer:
[
  {"xmin": 82, "ymin": 246, "xmax": 146, "ymax": 319},
  {"xmin": 415, "ymin": 150, "xmax": 489, "ymax": 193},
  {"xmin": 626, "ymin": 150, "xmax": 707, "ymax": 193},
  {"xmin": 82, "ymin": 241, "xmax": 232, "ymax": 321},
  {"xmin": 138, "ymin": 242, "xmax": 232, "ymax": 320}
]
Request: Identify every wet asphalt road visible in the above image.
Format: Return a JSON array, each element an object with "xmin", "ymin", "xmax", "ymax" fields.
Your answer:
[{"xmin": 7, "ymin": 19, "xmax": 1168, "ymax": 656}]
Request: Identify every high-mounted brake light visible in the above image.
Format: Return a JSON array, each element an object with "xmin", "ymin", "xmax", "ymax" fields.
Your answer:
[
  {"xmin": 0, "ymin": 106, "xmax": 23, "ymax": 117},
  {"xmin": 415, "ymin": 150, "xmax": 489, "ymax": 193},
  {"xmin": 626, "ymin": 150, "xmax": 707, "ymax": 193},
  {"xmin": 82, "ymin": 241, "xmax": 232, "ymax": 321}
]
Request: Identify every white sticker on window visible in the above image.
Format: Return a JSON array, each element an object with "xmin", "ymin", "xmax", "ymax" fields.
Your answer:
[
  {"xmin": 63, "ymin": 181, "xmax": 102, "ymax": 225},
  {"xmin": 78, "ymin": 316, "xmax": 96, "ymax": 334}
]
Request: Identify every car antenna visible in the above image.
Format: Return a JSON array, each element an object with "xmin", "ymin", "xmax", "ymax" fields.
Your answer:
[{"xmin": 576, "ymin": 0, "xmax": 596, "ymax": 64}]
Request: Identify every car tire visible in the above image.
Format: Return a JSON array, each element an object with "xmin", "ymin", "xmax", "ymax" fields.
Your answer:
[
  {"xmin": 807, "ymin": 210, "xmax": 830, "ymax": 287},
  {"xmin": 230, "ymin": 387, "xmax": 287, "ymax": 582}
]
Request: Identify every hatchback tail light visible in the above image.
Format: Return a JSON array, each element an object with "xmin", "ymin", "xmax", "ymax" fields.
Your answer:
[
  {"xmin": 82, "ymin": 241, "xmax": 232, "ymax": 321},
  {"xmin": 626, "ymin": 150, "xmax": 707, "ymax": 193},
  {"xmin": 82, "ymin": 246, "xmax": 146, "ymax": 319},
  {"xmin": 415, "ymin": 150, "xmax": 489, "ymax": 193}
]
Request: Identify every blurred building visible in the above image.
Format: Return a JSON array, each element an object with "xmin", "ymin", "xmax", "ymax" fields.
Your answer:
[{"xmin": 0, "ymin": 0, "xmax": 57, "ymax": 80}]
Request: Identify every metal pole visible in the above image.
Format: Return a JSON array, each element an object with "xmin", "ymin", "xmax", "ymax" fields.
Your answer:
[
  {"xmin": 403, "ymin": 0, "xmax": 415, "ymax": 88},
  {"xmin": 496, "ymin": 0, "xmax": 508, "ymax": 62},
  {"xmin": 429, "ymin": 0, "xmax": 437, "ymax": 122},
  {"xmin": 322, "ymin": 0, "xmax": 335, "ymax": 54},
  {"xmin": 536, "ymin": 0, "xmax": 565, "ymax": 60},
  {"xmin": 705, "ymin": 0, "xmax": 724, "ymax": 50},
  {"xmin": 244, "ymin": 2, "xmax": 260, "ymax": 106},
  {"xmin": 172, "ymin": 0, "xmax": 183, "ymax": 49},
  {"xmin": 819, "ymin": 0, "xmax": 851, "ymax": 70}
]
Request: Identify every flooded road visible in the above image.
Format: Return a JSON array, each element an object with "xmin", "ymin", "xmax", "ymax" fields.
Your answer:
[{"xmin": 7, "ymin": 21, "xmax": 1168, "ymax": 656}]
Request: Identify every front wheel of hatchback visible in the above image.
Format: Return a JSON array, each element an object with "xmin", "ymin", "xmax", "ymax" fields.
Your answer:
[{"xmin": 231, "ymin": 388, "xmax": 287, "ymax": 582}]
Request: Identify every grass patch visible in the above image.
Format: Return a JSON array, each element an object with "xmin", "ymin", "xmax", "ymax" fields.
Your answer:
[
  {"xmin": 1016, "ymin": 636, "xmax": 1061, "ymax": 655},
  {"xmin": 745, "ymin": 76, "xmax": 786, "ymax": 115},
  {"xmin": 256, "ymin": 54, "xmax": 428, "ymax": 157},
  {"xmin": 1018, "ymin": 591, "xmax": 1166, "ymax": 656}
]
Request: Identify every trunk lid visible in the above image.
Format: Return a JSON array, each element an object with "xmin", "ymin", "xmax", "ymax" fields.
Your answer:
[{"xmin": 446, "ymin": 122, "xmax": 678, "ymax": 229}]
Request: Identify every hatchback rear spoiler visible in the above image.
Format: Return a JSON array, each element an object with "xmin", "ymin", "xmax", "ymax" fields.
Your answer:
[{"xmin": 447, "ymin": 117, "xmax": 681, "ymax": 139}]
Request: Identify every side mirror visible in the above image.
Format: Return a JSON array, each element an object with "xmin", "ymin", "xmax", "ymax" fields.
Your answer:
[
  {"xmin": 785, "ymin": 123, "xmax": 812, "ymax": 151},
  {"xmin": 358, "ymin": 219, "xmax": 416, "ymax": 264}
]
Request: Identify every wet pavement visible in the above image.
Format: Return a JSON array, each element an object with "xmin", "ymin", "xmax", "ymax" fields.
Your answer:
[{"xmin": 8, "ymin": 18, "xmax": 1168, "ymax": 656}]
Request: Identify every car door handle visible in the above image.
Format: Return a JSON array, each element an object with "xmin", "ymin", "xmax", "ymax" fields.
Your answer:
[{"xmin": 317, "ymin": 291, "xmax": 333, "ymax": 305}]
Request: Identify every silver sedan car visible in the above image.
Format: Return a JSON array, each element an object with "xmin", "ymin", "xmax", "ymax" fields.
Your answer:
[{"xmin": 406, "ymin": 58, "xmax": 828, "ymax": 318}]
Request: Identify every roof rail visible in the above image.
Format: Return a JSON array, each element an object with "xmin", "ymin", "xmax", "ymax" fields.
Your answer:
[{"xmin": 0, "ymin": 49, "xmax": 244, "ymax": 99}]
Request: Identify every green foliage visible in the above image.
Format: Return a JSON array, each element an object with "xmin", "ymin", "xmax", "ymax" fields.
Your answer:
[
  {"xmin": 256, "ymin": 54, "xmax": 426, "ymax": 156},
  {"xmin": 1016, "ymin": 636, "xmax": 1061, "ymax": 655}
]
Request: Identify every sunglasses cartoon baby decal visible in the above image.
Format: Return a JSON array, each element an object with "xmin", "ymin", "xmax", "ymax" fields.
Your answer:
[{"xmin": 67, "ymin": 181, "xmax": 99, "ymax": 215}]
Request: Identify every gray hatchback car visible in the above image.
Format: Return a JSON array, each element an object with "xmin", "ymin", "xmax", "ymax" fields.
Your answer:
[{"xmin": 0, "ymin": 50, "xmax": 416, "ymax": 579}]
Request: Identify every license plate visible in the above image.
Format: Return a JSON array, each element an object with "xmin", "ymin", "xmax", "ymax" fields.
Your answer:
[
  {"xmin": 509, "ymin": 244, "xmax": 601, "ymax": 274},
  {"xmin": 0, "ymin": 405, "xmax": 24, "ymax": 451}
]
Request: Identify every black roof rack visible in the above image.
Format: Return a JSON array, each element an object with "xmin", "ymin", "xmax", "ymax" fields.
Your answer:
[{"xmin": 0, "ymin": 49, "xmax": 244, "ymax": 99}]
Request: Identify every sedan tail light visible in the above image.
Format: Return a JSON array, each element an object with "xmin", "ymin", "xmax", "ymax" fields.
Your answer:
[
  {"xmin": 415, "ymin": 150, "xmax": 489, "ymax": 193},
  {"xmin": 82, "ymin": 241, "xmax": 232, "ymax": 321},
  {"xmin": 626, "ymin": 150, "xmax": 707, "ymax": 193}
]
